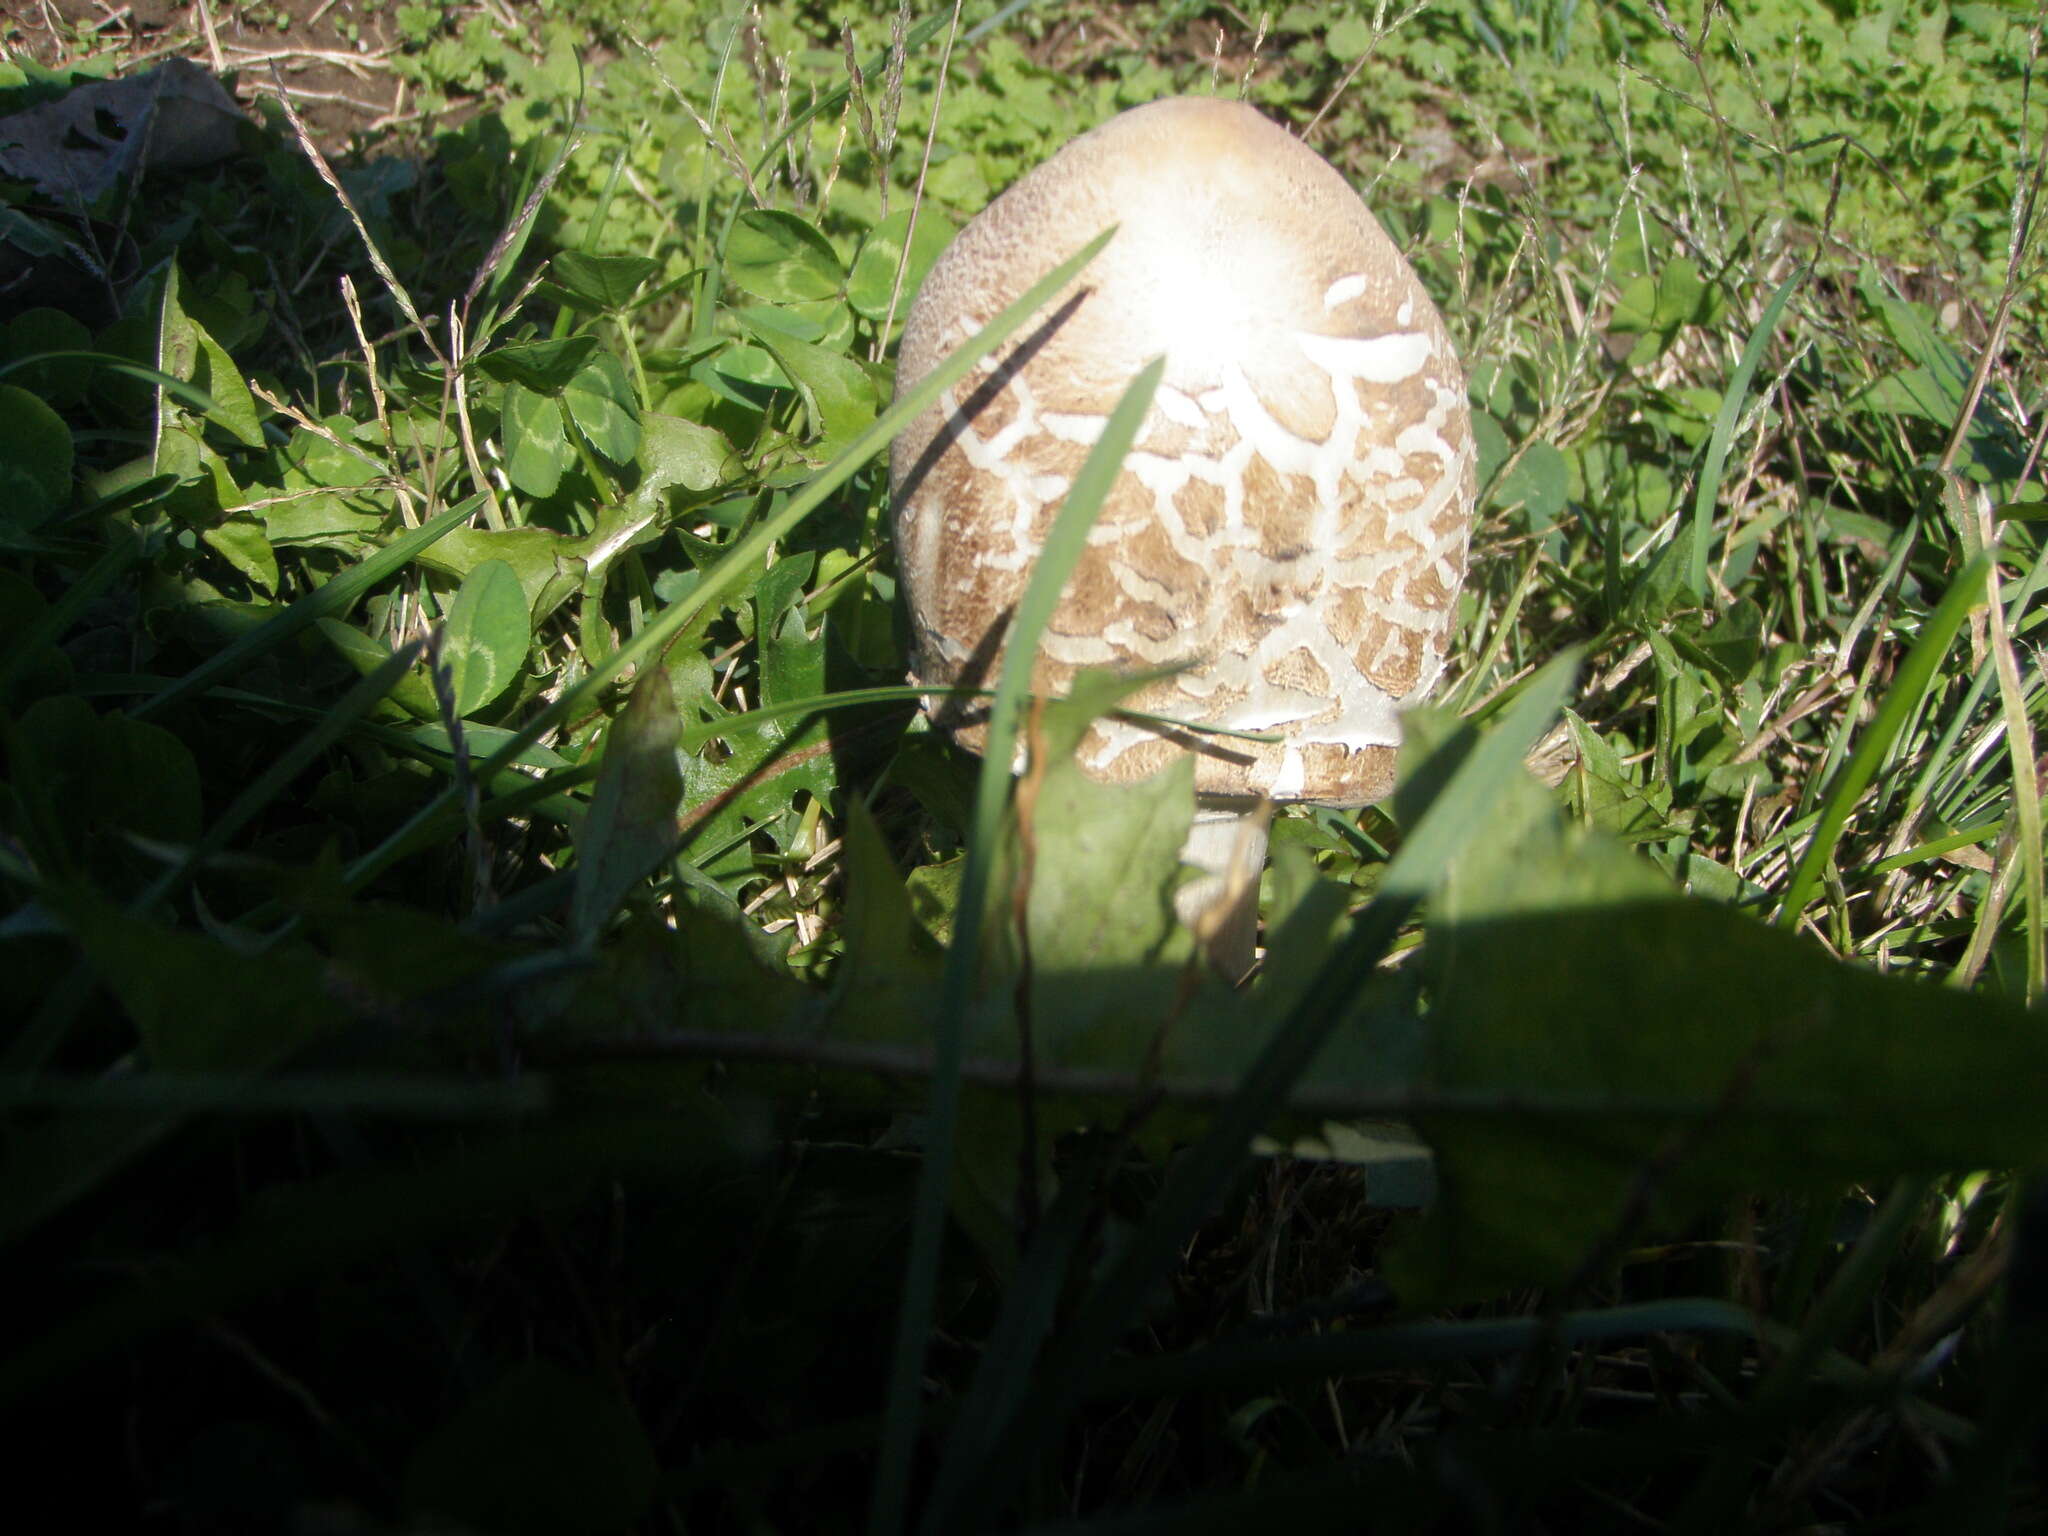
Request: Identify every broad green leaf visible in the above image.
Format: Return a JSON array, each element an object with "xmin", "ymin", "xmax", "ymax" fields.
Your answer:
[
  {"xmin": 185, "ymin": 313, "xmax": 262, "ymax": 448},
  {"xmin": 1382, "ymin": 660, "xmax": 2041, "ymax": 1301},
  {"xmin": 1008, "ymin": 672, "xmax": 1199, "ymax": 1070},
  {"xmin": 847, "ymin": 206, "xmax": 957, "ymax": 322},
  {"xmin": 570, "ymin": 668, "xmax": 683, "ymax": 948},
  {"xmin": 730, "ymin": 297, "xmax": 856, "ymax": 356},
  {"xmin": 633, "ymin": 411, "xmax": 729, "ymax": 501},
  {"xmin": 711, "ymin": 340, "xmax": 785, "ymax": 391},
  {"xmin": 56, "ymin": 891, "xmax": 345, "ymax": 1071},
  {"xmin": 414, "ymin": 524, "xmax": 581, "ymax": 619},
  {"xmin": 1492, "ymin": 439, "xmax": 1567, "ymax": 525},
  {"xmin": 0, "ymin": 896, "xmax": 352, "ymax": 1247},
  {"xmin": 200, "ymin": 511, "xmax": 278, "ymax": 595},
  {"xmin": 475, "ymin": 334, "xmax": 600, "ymax": 391},
  {"xmin": 315, "ymin": 616, "xmax": 442, "ymax": 718},
  {"xmin": 132, "ymin": 494, "xmax": 483, "ymax": 724},
  {"xmin": 1471, "ymin": 409, "xmax": 1508, "ymax": 489},
  {"xmin": 1611, "ymin": 256, "xmax": 1708, "ymax": 332},
  {"xmin": 1853, "ymin": 366, "xmax": 1957, "ymax": 423},
  {"xmin": 562, "ymin": 349, "xmax": 640, "ymax": 464},
  {"xmin": 1609, "ymin": 257, "xmax": 1722, "ymax": 366},
  {"xmin": 3, "ymin": 307, "xmax": 92, "ymax": 403},
  {"xmin": 548, "ymin": 250, "xmax": 658, "ymax": 310},
  {"xmin": 724, "ymin": 208, "xmax": 844, "ymax": 302},
  {"xmin": 1393, "ymin": 894, "xmax": 2048, "ymax": 1303},
  {"xmin": 260, "ymin": 489, "xmax": 386, "ymax": 549},
  {"xmin": 0, "ymin": 381, "xmax": 71, "ymax": 525},
  {"xmin": 501, "ymin": 381, "xmax": 569, "ymax": 498},
  {"xmin": 738, "ymin": 318, "xmax": 879, "ymax": 457},
  {"xmin": 155, "ymin": 263, "xmax": 262, "ymax": 451},
  {"xmin": 439, "ymin": 558, "xmax": 529, "ymax": 716},
  {"xmin": 8, "ymin": 697, "xmax": 200, "ymax": 871}
]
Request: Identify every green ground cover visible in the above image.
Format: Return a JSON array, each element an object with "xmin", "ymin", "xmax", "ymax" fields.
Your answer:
[{"xmin": 1, "ymin": 0, "xmax": 2044, "ymax": 1527}]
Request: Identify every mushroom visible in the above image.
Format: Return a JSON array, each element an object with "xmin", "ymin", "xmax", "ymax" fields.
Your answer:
[{"xmin": 889, "ymin": 96, "xmax": 1475, "ymax": 978}]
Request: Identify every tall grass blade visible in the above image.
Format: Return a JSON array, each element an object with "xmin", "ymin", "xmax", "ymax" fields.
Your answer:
[
  {"xmin": 1688, "ymin": 272, "xmax": 1800, "ymax": 598},
  {"xmin": 872, "ymin": 355, "xmax": 1164, "ymax": 1536},
  {"xmin": 1774, "ymin": 554, "xmax": 1989, "ymax": 931}
]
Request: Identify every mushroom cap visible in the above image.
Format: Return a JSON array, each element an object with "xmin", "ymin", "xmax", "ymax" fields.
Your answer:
[{"xmin": 890, "ymin": 95, "xmax": 1474, "ymax": 806}]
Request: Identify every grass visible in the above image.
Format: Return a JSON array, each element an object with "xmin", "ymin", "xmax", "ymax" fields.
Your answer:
[{"xmin": 1, "ymin": 0, "xmax": 2045, "ymax": 1529}]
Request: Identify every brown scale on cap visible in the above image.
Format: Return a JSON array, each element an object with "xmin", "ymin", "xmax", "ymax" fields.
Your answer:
[{"xmin": 890, "ymin": 95, "xmax": 1474, "ymax": 810}]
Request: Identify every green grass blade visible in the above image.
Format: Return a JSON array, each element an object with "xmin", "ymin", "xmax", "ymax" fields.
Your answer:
[
  {"xmin": 1983, "ymin": 547, "xmax": 2045, "ymax": 1001},
  {"xmin": 1774, "ymin": 554, "xmax": 1989, "ymax": 931},
  {"xmin": 872, "ymin": 354, "xmax": 1164, "ymax": 1536},
  {"xmin": 1688, "ymin": 272, "xmax": 1801, "ymax": 598},
  {"xmin": 0, "ymin": 350, "xmax": 221, "ymax": 414}
]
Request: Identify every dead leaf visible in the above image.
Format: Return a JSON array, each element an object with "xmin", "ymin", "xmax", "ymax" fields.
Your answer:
[{"xmin": 0, "ymin": 59, "xmax": 244, "ymax": 207}]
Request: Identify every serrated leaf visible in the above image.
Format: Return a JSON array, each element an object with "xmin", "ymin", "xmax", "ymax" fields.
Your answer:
[
  {"xmin": 1671, "ymin": 596, "xmax": 1762, "ymax": 684},
  {"xmin": 62, "ymin": 889, "xmax": 346, "ymax": 1070},
  {"xmin": 737, "ymin": 317, "xmax": 878, "ymax": 457},
  {"xmin": 832, "ymin": 797, "xmax": 940, "ymax": 1037},
  {"xmin": 187, "ymin": 313, "xmax": 262, "ymax": 448},
  {"xmin": 440, "ymin": 558, "xmax": 529, "ymax": 716},
  {"xmin": 1559, "ymin": 708, "xmax": 1676, "ymax": 841},
  {"xmin": 1852, "ymin": 367, "xmax": 1958, "ymax": 423},
  {"xmin": 1381, "ymin": 683, "xmax": 2048, "ymax": 1302},
  {"xmin": 260, "ymin": 489, "xmax": 386, "ymax": 549}
]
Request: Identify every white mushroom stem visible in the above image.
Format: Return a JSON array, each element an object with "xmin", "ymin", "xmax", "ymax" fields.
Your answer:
[{"xmin": 1174, "ymin": 800, "xmax": 1273, "ymax": 982}]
